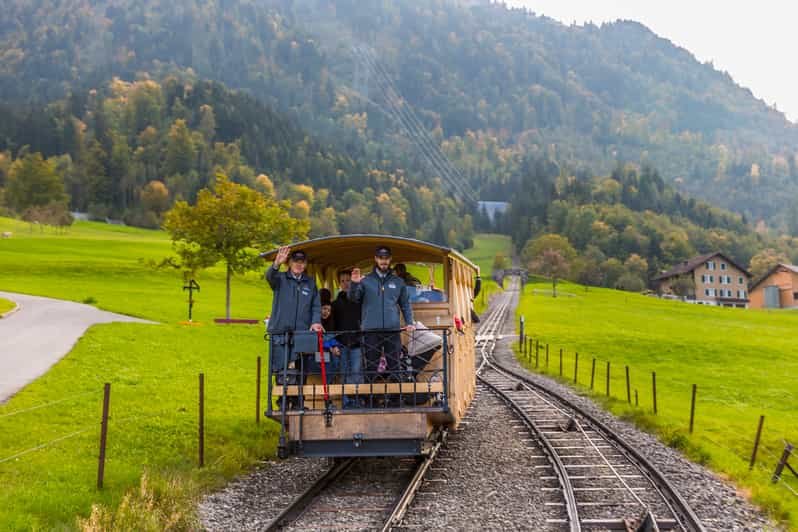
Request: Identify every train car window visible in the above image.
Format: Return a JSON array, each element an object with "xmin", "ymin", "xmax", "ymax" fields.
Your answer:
[{"xmin": 405, "ymin": 263, "xmax": 448, "ymax": 303}]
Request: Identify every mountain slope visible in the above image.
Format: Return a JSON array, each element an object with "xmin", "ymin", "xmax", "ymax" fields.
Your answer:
[{"xmin": 2, "ymin": 0, "xmax": 797, "ymax": 230}]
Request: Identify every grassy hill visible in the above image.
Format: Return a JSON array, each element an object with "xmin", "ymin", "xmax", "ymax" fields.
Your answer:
[
  {"xmin": 515, "ymin": 281, "xmax": 798, "ymax": 528},
  {"xmin": 0, "ymin": 218, "xmax": 277, "ymax": 529},
  {"xmin": 0, "ymin": 224, "xmax": 504, "ymax": 529},
  {"xmin": 462, "ymin": 233, "xmax": 511, "ymax": 314}
]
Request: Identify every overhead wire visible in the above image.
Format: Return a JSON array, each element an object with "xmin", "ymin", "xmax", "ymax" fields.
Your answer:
[
  {"xmin": 352, "ymin": 44, "xmax": 479, "ymax": 205},
  {"xmin": 357, "ymin": 45, "xmax": 478, "ymax": 204}
]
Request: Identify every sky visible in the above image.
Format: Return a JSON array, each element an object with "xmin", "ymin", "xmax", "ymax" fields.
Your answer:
[{"xmin": 504, "ymin": 1, "xmax": 798, "ymax": 122}]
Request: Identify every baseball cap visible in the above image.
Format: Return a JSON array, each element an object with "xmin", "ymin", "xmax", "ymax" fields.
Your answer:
[
  {"xmin": 375, "ymin": 246, "xmax": 392, "ymax": 257},
  {"xmin": 290, "ymin": 250, "xmax": 307, "ymax": 262}
]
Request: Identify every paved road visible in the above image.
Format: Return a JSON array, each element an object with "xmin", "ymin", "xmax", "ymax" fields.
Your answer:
[{"xmin": 0, "ymin": 291, "xmax": 154, "ymax": 402}]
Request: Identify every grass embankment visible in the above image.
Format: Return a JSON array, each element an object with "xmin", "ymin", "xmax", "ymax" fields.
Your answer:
[
  {"xmin": 463, "ymin": 233, "xmax": 512, "ymax": 314},
  {"xmin": 0, "ymin": 297, "xmax": 15, "ymax": 315},
  {"xmin": 0, "ymin": 217, "xmax": 277, "ymax": 530},
  {"xmin": 0, "ymin": 223, "xmax": 510, "ymax": 529},
  {"xmin": 515, "ymin": 281, "xmax": 798, "ymax": 529}
]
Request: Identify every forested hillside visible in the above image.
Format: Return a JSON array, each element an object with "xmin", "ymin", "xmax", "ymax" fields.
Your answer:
[
  {"xmin": 2, "ymin": 0, "xmax": 797, "ymax": 231},
  {"xmin": 0, "ymin": 78, "xmax": 474, "ymax": 247}
]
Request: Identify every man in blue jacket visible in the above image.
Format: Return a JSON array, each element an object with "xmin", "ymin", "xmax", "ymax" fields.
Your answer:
[
  {"xmin": 266, "ymin": 247, "xmax": 322, "ymax": 335},
  {"xmin": 349, "ymin": 245, "xmax": 415, "ymax": 383}
]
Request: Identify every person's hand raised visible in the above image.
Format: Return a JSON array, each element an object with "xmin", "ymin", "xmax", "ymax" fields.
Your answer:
[
  {"xmin": 274, "ymin": 246, "xmax": 290, "ymax": 266},
  {"xmin": 351, "ymin": 268, "xmax": 362, "ymax": 283}
]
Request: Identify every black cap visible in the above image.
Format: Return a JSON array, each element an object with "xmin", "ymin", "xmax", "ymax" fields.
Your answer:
[
  {"xmin": 375, "ymin": 245, "xmax": 392, "ymax": 257},
  {"xmin": 290, "ymin": 250, "xmax": 307, "ymax": 262}
]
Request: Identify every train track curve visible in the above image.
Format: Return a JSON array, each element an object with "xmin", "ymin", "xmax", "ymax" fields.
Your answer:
[{"xmin": 476, "ymin": 277, "xmax": 707, "ymax": 532}]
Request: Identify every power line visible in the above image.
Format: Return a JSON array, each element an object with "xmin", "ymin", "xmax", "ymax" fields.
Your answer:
[
  {"xmin": 356, "ymin": 45, "xmax": 477, "ymax": 204},
  {"xmin": 352, "ymin": 45, "xmax": 479, "ymax": 205}
]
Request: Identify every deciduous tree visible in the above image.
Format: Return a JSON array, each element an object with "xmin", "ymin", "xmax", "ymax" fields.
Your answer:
[{"xmin": 163, "ymin": 174, "xmax": 308, "ymax": 319}]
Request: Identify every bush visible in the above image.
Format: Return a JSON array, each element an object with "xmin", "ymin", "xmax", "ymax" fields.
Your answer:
[{"xmin": 615, "ymin": 272, "xmax": 645, "ymax": 292}]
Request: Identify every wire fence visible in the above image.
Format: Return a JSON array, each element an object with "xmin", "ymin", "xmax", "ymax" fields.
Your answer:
[{"xmin": 515, "ymin": 328, "xmax": 798, "ymax": 500}]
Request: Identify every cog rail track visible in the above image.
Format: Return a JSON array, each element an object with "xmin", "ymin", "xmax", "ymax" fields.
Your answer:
[
  {"xmin": 476, "ymin": 278, "xmax": 706, "ymax": 532},
  {"xmin": 265, "ymin": 440, "xmax": 441, "ymax": 531}
]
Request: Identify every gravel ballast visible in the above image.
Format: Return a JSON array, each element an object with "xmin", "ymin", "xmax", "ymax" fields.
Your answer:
[{"xmin": 494, "ymin": 286, "xmax": 778, "ymax": 532}]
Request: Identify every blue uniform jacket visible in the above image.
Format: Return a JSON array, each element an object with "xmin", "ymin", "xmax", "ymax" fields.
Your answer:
[
  {"xmin": 266, "ymin": 266, "xmax": 321, "ymax": 334},
  {"xmin": 348, "ymin": 268, "xmax": 414, "ymax": 331}
]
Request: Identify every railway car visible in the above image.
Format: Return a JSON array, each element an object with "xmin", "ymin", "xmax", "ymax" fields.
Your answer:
[{"xmin": 261, "ymin": 235, "xmax": 481, "ymax": 458}]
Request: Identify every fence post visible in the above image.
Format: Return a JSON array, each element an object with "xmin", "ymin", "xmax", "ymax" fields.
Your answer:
[
  {"xmin": 652, "ymin": 372, "xmax": 658, "ymax": 415},
  {"xmin": 559, "ymin": 348, "xmax": 563, "ymax": 377},
  {"xmin": 199, "ymin": 373, "xmax": 205, "ymax": 467},
  {"xmin": 256, "ymin": 356, "xmax": 262, "ymax": 424},
  {"xmin": 606, "ymin": 362, "xmax": 611, "ymax": 397},
  {"xmin": 625, "ymin": 366, "xmax": 631, "ymax": 404},
  {"xmin": 97, "ymin": 383, "xmax": 111, "ymax": 489},
  {"xmin": 519, "ymin": 315, "xmax": 525, "ymax": 344},
  {"xmin": 689, "ymin": 384, "xmax": 697, "ymax": 434},
  {"xmin": 573, "ymin": 352, "xmax": 579, "ymax": 384},
  {"xmin": 635, "ymin": 389, "xmax": 639, "ymax": 407},
  {"xmin": 772, "ymin": 443, "xmax": 794, "ymax": 483},
  {"xmin": 590, "ymin": 358, "xmax": 596, "ymax": 390},
  {"xmin": 749, "ymin": 415, "xmax": 765, "ymax": 470}
]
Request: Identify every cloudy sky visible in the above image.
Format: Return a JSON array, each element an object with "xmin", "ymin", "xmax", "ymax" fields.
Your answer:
[{"xmin": 504, "ymin": 1, "xmax": 797, "ymax": 122}]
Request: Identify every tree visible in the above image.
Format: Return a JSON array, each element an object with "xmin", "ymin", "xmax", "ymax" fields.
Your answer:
[
  {"xmin": 531, "ymin": 249, "xmax": 570, "ymax": 297},
  {"xmin": 670, "ymin": 276, "xmax": 696, "ymax": 299},
  {"xmin": 522, "ymin": 233, "xmax": 577, "ymax": 267},
  {"xmin": 165, "ymin": 119, "xmax": 195, "ymax": 177},
  {"xmin": 493, "ymin": 252, "xmax": 510, "ymax": 272},
  {"xmin": 6, "ymin": 153, "xmax": 67, "ymax": 211},
  {"xmin": 749, "ymin": 248, "xmax": 789, "ymax": 280},
  {"xmin": 163, "ymin": 174, "xmax": 308, "ymax": 319},
  {"xmin": 139, "ymin": 180, "xmax": 170, "ymax": 219},
  {"xmin": 615, "ymin": 272, "xmax": 645, "ymax": 292}
]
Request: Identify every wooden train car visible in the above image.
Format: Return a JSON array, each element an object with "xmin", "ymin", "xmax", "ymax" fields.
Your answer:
[{"xmin": 261, "ymin": 235, "xmax": 481, "ymax": 458}]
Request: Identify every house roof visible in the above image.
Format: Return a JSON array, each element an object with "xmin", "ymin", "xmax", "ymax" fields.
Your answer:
[
  {"xmin": 652, "ymin": 251, "xmax": 751, "ymax": 281},
  {"xmin": 750, "ymin": 263, "xmax": 798, "ymax": 291}
]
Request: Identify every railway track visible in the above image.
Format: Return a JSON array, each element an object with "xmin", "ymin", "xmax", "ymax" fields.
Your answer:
[
  {"xmin": 265, "ymin": 440, "xmax": 440, "ymax": 531},
  {"xmin": 476, "ymin": 277, "xmax": 707, "ymax": 532}
]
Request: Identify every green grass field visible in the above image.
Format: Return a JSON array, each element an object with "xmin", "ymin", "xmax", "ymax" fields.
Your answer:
[
  {"xmin": 0, "ymin": 220, "xmax": 508, "ymax": 530},
  {"xmin": 0, "ymin": 297, "xmax": 14, "ymax": 315},
  {"xmin": 462, "ymin": 233, "xmax": 511, "ymax": 314},
  {"xmin": 515, "ymin": 281, "xmax": 798, "ymax": 529},
  {"xmin": 0, "ymin": 217, "xmax": 278, "ymax": 530}
]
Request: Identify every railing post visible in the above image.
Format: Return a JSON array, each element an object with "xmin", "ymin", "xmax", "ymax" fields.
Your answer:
[
  {"xmin": 442, "ymin": 330, "xmax": 450, "ymax": 412},
  {"xmin": 689, "ymin": 384, "xmax": 697, "ymax": 434},
  {"xmin": 625, "ymin": 366, "xmax": 631, "ymax": 404},
  {"xmin": 97, "ymin": 383, "xmax": 111, "ymax": 489},
  {"xmin": 199, "ymin": 373, "xmax": 205, "ymax": 467},
  {"xmin": 652, "ymin": 372, "xmax": 657, "ymax": 415},
  {"xmin": 772, "ymin": 443, "xmax": 794, "ymax": 483},
  {"xmin": 519, "ymin": 315, "xmax": 525, "ymax": 345},
  {"xmin": 749, "ymin": 415, "xmax": 765, "ymax": 470},
  {"xmin": 573, "ymin": 352, "xmax": 579, "ymax": 384},
  {"xmin": 590, "ymin": 358, "xmax": 596, "ymax": 390},
  {"xmin": 256, "ymin": 356, "xmax": 262, "ymax": 424}
]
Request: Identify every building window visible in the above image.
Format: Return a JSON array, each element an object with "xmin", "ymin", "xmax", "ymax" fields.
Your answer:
[
  {"xmin": 704, "ymin": 288, "xmax": 710, "ymax": 297},
  {"xmin": 739, "ymin": 290, "xmax": 747, "ymax": 299},
  {"xmin": 793, "ymin": 292, "xmax": 798, "ymax": 300},
  {"xmin": 707, "ymin": 261, "xmax": 715, "ymax": 270},
  {"xmin": 709, "ymin": 275, "xmax": 714, "ymax": 283},
  {"xmin": 721, "ymin": 263, "xmax": 727, "ymax": 270},
  {"xmin": 739, "ymin": 276, "xmax": 744, "ymax": 285},
  {"xmin": 701, "ymin": 274, "xmax": 706, "ymax": 283}
]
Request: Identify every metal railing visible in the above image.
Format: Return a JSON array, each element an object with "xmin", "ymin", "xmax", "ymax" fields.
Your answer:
[{"xmin": 266, "ymin": 328, "xmax": 451, "ymax": 417}]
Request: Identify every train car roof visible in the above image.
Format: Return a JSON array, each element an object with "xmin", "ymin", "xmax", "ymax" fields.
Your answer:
[{"xmin": 260, "ymin": 234, "xmax": 479, "ymax": 273}]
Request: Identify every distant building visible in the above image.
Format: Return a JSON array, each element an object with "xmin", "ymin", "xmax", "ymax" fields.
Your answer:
[
  {"xmin": 477, "ymin": 201, "xmax": 508, "ymax": 222},
  {"xmin": 749, "ymin": 264, "xmax": 798, "ymax": 309},
  {"xmin": 652, "ymin": 252, "xmax": 751, "ymax": 308}
]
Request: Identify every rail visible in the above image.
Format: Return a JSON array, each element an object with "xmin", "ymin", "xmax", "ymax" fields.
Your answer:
[{"xmin": 476, "ymin": 277, "xmax": 706, "ymax": 532}]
